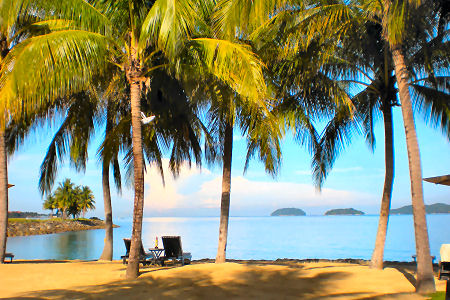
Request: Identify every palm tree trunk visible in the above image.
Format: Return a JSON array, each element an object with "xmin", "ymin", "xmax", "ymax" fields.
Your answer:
[
  {"xmin": 216, "ymin": 120, "xmax": 233, "ymax": 263},
  {"xmin": 0, "ymin": 129, "xmax": 8, "ymax": 264},
  {"xmin": 370, "ymin": 104, "xmax": 394, "ymax": 269},
  {"xmin": 391, "ymin": 46, "xmax": 435, "ymax": 294},
  {"xmin": 126, "ymin": 48, "xmax": 145, "ymax": 279},
  {"xmin": 99, "ymin": 109, "xmax": 114, "ymax": 261},
  {"xmin": 99, "ymin": 163, "xmax": 113, "ymax": 260}
]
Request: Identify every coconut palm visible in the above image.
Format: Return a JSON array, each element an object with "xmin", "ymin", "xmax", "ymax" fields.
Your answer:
[
  {"xmin": 1, "ymin": 0, "xmax": 268, "ymax": 277},
  {"xmin": 197, "ymin": 84, "xmax": 282, "ymax": 263},
  {"xmin": 43, "ymin": 193, "xmax": 58, "ymax": 215},
  {"xmin": 78, "ymin": 186, "xmax": 95, "ymax": 218},
  {"xmin": 53, "ymin": 179, "xmax": 78, "ymax": 219},
  {"xmin": 40, "ymin": 69, "xmax": 207, "ymax": 261},
  {"xmin": 287, "ymin": 0, "xmax": 445, "ymax": 292},
  {"xmin": 378, "ymin": 0, "xmax": 436, "ymax": 291},
  {"xmin": 209, "ymin": 0, "xmax": 360, "ymax": 263},
  {"xmin": 0, "ymin": 0, "xmax": 115, "ymax": 264},
  {"xmin": 314, "ymin": 2, "xmax": 448, "ymax": 293}
]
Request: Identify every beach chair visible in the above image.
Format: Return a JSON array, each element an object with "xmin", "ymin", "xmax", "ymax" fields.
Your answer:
[
  {"xmin": 160, "ymin": 236, "xmax": 192, "ymax": 266},
  {"xmin": 121, "ymin": 238, "xmax": 154, "ymax": 266},
  {"xmin": 438, "ymin": 244, "xmax": 450, "ymax": 299},
  {"xmin": 3, "ymin": 252, "xmax": 14, "ymax": 263}
]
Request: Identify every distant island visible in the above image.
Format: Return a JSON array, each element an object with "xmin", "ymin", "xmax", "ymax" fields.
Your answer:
[
  {"xmin": 390, "ymin": 203, "xmax": 450, "ymax": 215},
  {"xmin": 271, "ymin": 208, "xmax": 306, "ymax": 216},
  {"xmin": 325, "ymin": 208, "xmax": 365, "ymax": 216},
  {"xmin": 8, "ymin": 211, "xmax": 49, "ymax": 218}
]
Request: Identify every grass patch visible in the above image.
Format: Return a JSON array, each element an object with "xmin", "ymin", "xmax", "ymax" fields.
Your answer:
[{"xmin": 427, "ymin": 291, "xmax": 445, "ymax": 300}]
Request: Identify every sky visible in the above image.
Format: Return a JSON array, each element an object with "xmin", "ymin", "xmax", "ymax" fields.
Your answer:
[{"xmin": 7, "ymin": 106, "xmax": 450, "ymax": 219}]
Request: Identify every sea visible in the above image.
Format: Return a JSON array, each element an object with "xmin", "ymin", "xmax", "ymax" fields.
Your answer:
[{"xmin": 6, "ymin": 215, "xmax": 450, "ymax": 262}]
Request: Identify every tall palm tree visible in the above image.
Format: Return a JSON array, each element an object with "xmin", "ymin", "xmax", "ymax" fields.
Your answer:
[
  {"xmin": 378, "ymin": 0, "xmax": 438, "ymax": 291},
  {"xmin": 199, "ymin": 86, "xmax": 282, "ymax": 263},
  {"xmin": 209, "ymin": 0, "xmax": 358, "ymax": 263},
  {"xmin": 40, "ymin": 69, "xmax": 207, "ymax": 260},
  {"xmin": 292, "ymin": 0, "xmax": 445, "ymax": 292},
  {"xmin": 0, "ymin": 0, "xmax": 113, "ymax": 264},
  {"xmin": 1, "ymin": 0, "xmax": 268, "ymax": 277}
]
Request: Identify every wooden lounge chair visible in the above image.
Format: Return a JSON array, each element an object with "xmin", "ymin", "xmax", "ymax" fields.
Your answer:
[
  {"xmin": 160, "ymin": 236, "xmax": 192, "ymax": 266},
  {"xmin": 121, "ymin": 238, "xmax": 154, "ymax": 266}
]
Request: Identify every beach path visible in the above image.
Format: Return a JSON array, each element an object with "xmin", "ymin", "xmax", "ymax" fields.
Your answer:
[{"xmin": 0, "ymin": 260, "xmax": 445, "ymax": 299}]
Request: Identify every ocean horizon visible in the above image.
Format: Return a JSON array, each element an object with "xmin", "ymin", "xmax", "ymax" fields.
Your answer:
[{"xmin": 7, "ymin": 214, "xmax": 450, "ymax": 262}]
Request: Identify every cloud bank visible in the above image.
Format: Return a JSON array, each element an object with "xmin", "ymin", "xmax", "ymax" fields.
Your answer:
[{"xmin": 142, "ymin": 160, "xmax": 376, "ymax": 216}]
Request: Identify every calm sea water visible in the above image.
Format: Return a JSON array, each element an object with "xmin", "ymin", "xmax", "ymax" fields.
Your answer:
[{"xmin": 6, "ymin": 215, "xmax": 450, "ymax": 262}]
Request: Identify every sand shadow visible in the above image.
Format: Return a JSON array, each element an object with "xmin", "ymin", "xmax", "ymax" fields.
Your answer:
[
  {"xmin": 2, "ymin": 261, "xmax": 423, "ymax": 300},
  {"xmin": 391, "ymin": 266, "xmax": 417, "ymax": 288},
  {"xmin": 4, "ymin": 266, "xmax": 355, "ymax": 299}
]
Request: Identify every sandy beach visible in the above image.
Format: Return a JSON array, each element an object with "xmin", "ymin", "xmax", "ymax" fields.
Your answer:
[{"xmin": 0, "ymin": 260, "xmax": 446, "ymax": 299}]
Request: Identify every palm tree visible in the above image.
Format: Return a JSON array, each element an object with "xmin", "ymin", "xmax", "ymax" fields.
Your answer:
[
  {"xmin": 54, "ymin": 179, "xmax": 79, "ymax": 219},
  {"xmin": 282, "ymin": 0, "xmax": 443, "ymax": 292},
  {"xmin": 1, "ymin": 0, "xmax": 268, "ymax": 277},
  {"xmin": 78, "ymin": 186, "xmax": 95, "ymax": 218},
  {"xmin": 43, "ymin": 193, "xmax": 57, "ymax": 215},
  {"xmin": 378, "ymin": 0, "xmax": 438, "ymax": 292},
  {"xmin": 208, "ymin": 0, "xmax": 360, "ymax": 263},
  {"xmin": 0, "ymin": 0, "xmax": 114, "ymax": 264},
  {"xmin": 39, "ymin": 69, "xmax": 207, "ymax": 260},
  {"xmin": 201, "ymin": 90, "xmax": 282, "ymax": 264}
]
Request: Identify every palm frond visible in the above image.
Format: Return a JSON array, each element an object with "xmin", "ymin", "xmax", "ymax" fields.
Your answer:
[
  {"xmin": 0, "ymin": 30, "xmax": 114, "ymax": 120},
  {"xmin": 0, "ymin": 0, "xmax": 112, "ymax": 38},
  {"xmin": 411, "ymin": 82, "xmax": 450, "ymax": 139},
  {"xmin": 139, "ymin": 0, "xmax": 199, "ymax": 57},
  {"xmin": 188, "ymin": 38, "xmax": 268, "ymax": 104},
  {"xmin": 311, "ymin": 104, "xmax": 359, "ymax": 189}
]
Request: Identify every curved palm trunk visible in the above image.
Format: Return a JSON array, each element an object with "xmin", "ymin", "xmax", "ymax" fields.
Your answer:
[
  {"xmin": 126, "ymin": 47, "xmax": 145, "ymax": 279},
  {"xmin": 215, "ymin": 121, "xmax": 233, "ymax": 263},
  {"xmin": 99, "ymin": 162, "xmax": 113, "ymax": 260},
  {"xmin": 391, "ymin": 47, "xmax": 435, "ymax": 293},
  {"xmin": 370, "ymin": 104, "xmax": 394, "ymax": 269},
  {"xmin": 0, "ymin": 130, "xmax": 8, "ymax": 264}
]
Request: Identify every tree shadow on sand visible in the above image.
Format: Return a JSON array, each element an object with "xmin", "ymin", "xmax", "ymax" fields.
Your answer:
[{"xmin": 4, "ymin": 262, "xmax": 420, "ymax": 300}]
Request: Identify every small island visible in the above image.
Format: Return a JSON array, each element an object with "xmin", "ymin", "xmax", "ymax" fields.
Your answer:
[
  {"xmin": 325, "ymin": 208, "xmax": 365, "ymax": 216},
  {"xmin": 271, "ymin": 208, "xmax": 306, "ymax": 216},
  {"xmin": 391, "ymin": 203, "xmax": 450, "ymax": 215}
]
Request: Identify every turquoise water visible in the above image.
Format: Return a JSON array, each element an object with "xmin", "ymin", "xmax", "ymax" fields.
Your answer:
[{"xmin": 6, "ymin": 215, "xmax": 450, "ymax": 262}]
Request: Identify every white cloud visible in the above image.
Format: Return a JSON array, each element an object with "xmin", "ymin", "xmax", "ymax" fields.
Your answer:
[{"xmin": 143, "ymin": 160, "xmax": 376, "ymax": 216}]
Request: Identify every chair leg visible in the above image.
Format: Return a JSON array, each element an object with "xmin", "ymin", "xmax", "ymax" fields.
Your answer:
[{"xmin": 445, "ymin": 280, "xmax": 449, "ymax": 300}]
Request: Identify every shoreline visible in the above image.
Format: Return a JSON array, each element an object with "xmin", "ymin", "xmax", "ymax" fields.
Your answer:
[{"xmin": 7, "ymin": 218, "xmax": 118, "ymax": 237}]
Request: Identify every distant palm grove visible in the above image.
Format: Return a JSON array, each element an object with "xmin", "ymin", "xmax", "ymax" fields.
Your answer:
[
  {"xmin": 43, "ymin": 179, "xmax": 95, "ymax": 219},
  {"xmin": 0, "ymin": 0, "xmax": 448, "ymax": 294}
]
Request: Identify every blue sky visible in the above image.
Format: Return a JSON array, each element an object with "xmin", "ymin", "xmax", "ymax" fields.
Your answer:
[{"xmin": 7, "ymin": 106, "xmax": 450, "ymax": 218}]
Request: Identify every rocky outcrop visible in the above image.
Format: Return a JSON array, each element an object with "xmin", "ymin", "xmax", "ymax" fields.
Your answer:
[{"xmin": 7, "ymin": 219, "xmax": 118, "ymax": 237}]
